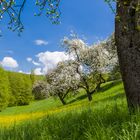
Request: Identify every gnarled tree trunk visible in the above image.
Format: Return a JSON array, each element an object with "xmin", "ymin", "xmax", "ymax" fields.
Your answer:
[
  {"xmin": 96, "ymin": 74, "xmax": 106, "ymax": 91},
  {"xmin": 115, "ymin": 0, "xmax": 140, "ymax": 111},
  {"xmin": 58, "ymin": 94, "xmax": 66, "ymax": 105},
  {"xmin": 87, "ymin": 91, "xmax": 92, "ymax": 101}
]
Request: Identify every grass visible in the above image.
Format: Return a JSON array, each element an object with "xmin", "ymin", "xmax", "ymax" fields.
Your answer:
[{"xmin": 1, "ymin": 80, "xmax": 140, "ymax": 140}]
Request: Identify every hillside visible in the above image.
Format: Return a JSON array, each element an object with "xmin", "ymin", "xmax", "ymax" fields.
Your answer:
[
  {"xmin": 1, "ymin": 80, "xmax": 137, "ymax": 140},
  {"xmin": 0, "ymin": 68, "xmax": 45, "ymax": 111},
  {"xmin": 0, "ymin": 80, "xmax": 124, "ymax": 117}
]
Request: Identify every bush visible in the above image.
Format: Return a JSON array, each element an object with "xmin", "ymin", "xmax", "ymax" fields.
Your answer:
[{"xmin": 32, "ymin": 81, "xmax": 48, "ymax": 100}]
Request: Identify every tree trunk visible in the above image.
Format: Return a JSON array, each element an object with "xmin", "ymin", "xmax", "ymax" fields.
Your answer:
[
  {"xmin": 115, "ymin": 0, "xmax": 140, "ymax": 111},
  {"xmin": 87, "ymin": 91, "xmax": 92, "ymax": 101},
  {"xmin": 58, "ymin": 94, "xmax": 66, "ymax": 105},
  {"xmin": 96, "ymin": 74, "xmax": 106, "ymax": 91},
  {"xmin": 96, "ymin": 83, "xmax": 101, "ymax": 91}
]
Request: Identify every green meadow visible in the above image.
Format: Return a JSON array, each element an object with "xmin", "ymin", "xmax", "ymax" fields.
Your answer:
[{"xmin": 0, "ymin": 80, "xmax": 140, "ymax": 140}]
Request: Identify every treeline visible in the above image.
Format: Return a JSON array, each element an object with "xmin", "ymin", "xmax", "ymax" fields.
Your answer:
[{"xmin": 0, "ymin": 67, "xmax": 43, "ymax": 111}]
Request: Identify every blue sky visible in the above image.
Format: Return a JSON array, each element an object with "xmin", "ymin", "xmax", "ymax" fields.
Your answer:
[{"xmin": 0, "ymin": 0, "xmax": 115, "ymax": 74}]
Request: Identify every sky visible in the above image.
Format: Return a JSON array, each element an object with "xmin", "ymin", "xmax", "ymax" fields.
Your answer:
[{"xmin": 0, "ymin": 0, "xmax": 115, "ymax": 75}]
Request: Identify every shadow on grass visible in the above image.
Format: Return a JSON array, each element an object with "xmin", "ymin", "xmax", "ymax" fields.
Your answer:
[
  {"xmin": 99, "ymin": 80, "xmax": 122, "ymax": 92},
  {"xmin": 68, "ymin": 94, "xmax": 87, "ymax": 104},
  {"xmin": 68, "ymin": 91, "xmax": 125, "ymax": 106},
  {"xmin": 68, "ymin": 80, "xmax": 123, "ymax": 105},
  {"xmin": 94, "ymin": 92, "xmax": 125, "ymax": 104}
]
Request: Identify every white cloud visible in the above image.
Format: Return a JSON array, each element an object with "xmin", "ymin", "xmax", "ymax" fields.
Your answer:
[
  {"xmin": 34, "ymin": 68, "xmax": 43, "ymax": 75},
  {"xmin": 18, "ymin": 70, "xmax": 31, "ymax": 74},
  {"xmin": 32, "ymin": 60, "xmax": 41, "ymax": 66},
  {"xmin": 34, "ymin": 39, "xmax": 48, "ymax": 46},
  {"xmin": 27, "ymin": 57, "xmax": 32, "ymax": 62},
  {"xmin": 26, "ymin": 57, "xmax": 41, "ymax": 66},
  {"xmin": 18, "ymin": 70, "xmax": 23, "ymax": 73},
  {"xmin": 1, "ymin": 57, "xmax": 18, "ymax": 68},
  {"xmin": 36, "ymin": 51, "xmax": 72, "ymax": 74}
]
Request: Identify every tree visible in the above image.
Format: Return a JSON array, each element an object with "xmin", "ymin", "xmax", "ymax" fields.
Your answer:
[
  {"xmin": 101, "ymin": 34, "xmax": 121, "ymax": 81},
  {"xmin": 62, "ymin": 37, "xmax": 93, "ymax": 101},
  {"xmin": 1, "ymin": 0, "xmax": 140, "ymax": 111},
  {"xmin": 32, "ymin": 81, "xmax": 49, "ymax": 100},
  {"xmin": 30, "ymin": 69, "xmax": 36, "ymax": 85},
  {"xmin": 0, "ymin": 0, "xmax": 61, "ymax": 34},
  {"xmin": 8, "ymin": 72, "xmax": 33, "ymax": 106},
  {"xmin": 0, "ymin": 67, "xmax": 10, "ymax": 111},
  {"xmin": 46, "ymin": 60, "xmax": 80, "ymax": 105},
  {"xmin": 115, "ymin": 0, "xmax": 140, "ymax": 111},
  {"xmin": 20, "ymin": 74, "xmax": 33, "ymax": 105},
  {"xmin": 62, "ymin": 36, "xmax": 117, "ymax": 101}
]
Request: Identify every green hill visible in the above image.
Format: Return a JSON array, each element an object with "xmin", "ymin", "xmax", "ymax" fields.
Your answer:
[
  {"xmin": 0, "ymin": 80, "xmax": 124, "ymax": 116},
  {"xmin": 0, "ymin": 68, "xmax": 45, "ymax": 111},
  {"xmin": 1, "ymin": 80, "xmax": 138, "ymax": 140}
]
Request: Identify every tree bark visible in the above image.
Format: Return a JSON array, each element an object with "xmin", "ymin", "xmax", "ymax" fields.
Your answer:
[
  {"xmin": 96, "ymin": 74, "xmax": 106, "ymax": 91},
  {"xmin": 87, "ymin": 91, "xmax": 92, "ymax": 101},
  {"xmin": 58, "ymin": 94, "xmax": 66, "ymax": 105},
  {"xmin": 115, "ymin": 0, "xmax": 140, "ymax": 111}
]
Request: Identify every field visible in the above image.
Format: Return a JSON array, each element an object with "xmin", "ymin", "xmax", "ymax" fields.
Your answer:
[{"xmin": 0, "ymin": 80, "xmax": 140, "ymax": 140}]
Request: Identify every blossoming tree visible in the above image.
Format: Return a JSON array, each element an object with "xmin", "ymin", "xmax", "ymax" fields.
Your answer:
[
  {"xmin": 62, "ymin": 35, "xmax": 118, "ymax": 101},
  {"xmin": 46, "ymin": 60, "xmax": 80, "ymax": 105}
]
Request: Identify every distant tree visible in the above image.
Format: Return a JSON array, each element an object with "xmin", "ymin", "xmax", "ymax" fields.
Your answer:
[
  {"xmin": 8, "ymin": 72, "xmax": 19, "ymax": 106},
  {"xmin": 46, "ymin": 60, "xmax": 80, "ymax": 105},
  {"xmin": 0, "ymin": 67, "xmax": 10, "ymax": 111},
  {"xmin": 62, "ymin": 35, "xmax": 117, "ymax": 101},
  {"xmin": 30, "ymin": 69, "xmax": 36, "ymax": 85},
  {"xmin": 99, "ymin": 34, "xmax": 121, "ymax": 81},
  {"xmin": 8, "ymin": 72, "xmax": 32, "ymax": 106},
  {"xmin": 109, "ymin": 64, "xmax": 121, "ymax": 81},
  {"xmin": 18, "ymin": 74, "xmax": 33, "ymax": 105},
  {"xmin": 32, "ymin": 81, "xmax": 48, "ymax": 100}
]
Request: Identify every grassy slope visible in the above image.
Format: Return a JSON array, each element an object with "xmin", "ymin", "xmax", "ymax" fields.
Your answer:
[
  {"xmin": 0, "ymin": 80, "xmax": 124, "ymax": 116},
  {"xmin": 2, "ymin": 80, "xmax": 139, "ymax": 140},
  {"xmin": 0, "ymin": 98, "xmax": 60, "ymax": 116},
  {"xmin": 0, "ymin": 80, "xmax": 125, "ymax": 121}
]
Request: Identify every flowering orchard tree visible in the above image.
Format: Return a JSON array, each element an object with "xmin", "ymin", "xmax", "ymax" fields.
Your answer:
[
  {"xmin": 102, "ymin": 34, "xmax": 120, "ymax": 80},
  {"xmin": 46, "ymin": 60, "xmax": 80, "ymax": 105},
  {"xmin": 93, "ymin": 35, "xmax": 118, "ymax": 73},
  {"xmin": 82, "ymin": 37, "xmax": 118, "ymax": 89},
  {"xmin": 62, "ymin": 35, "xmax": 118, "ymax": 101}
]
